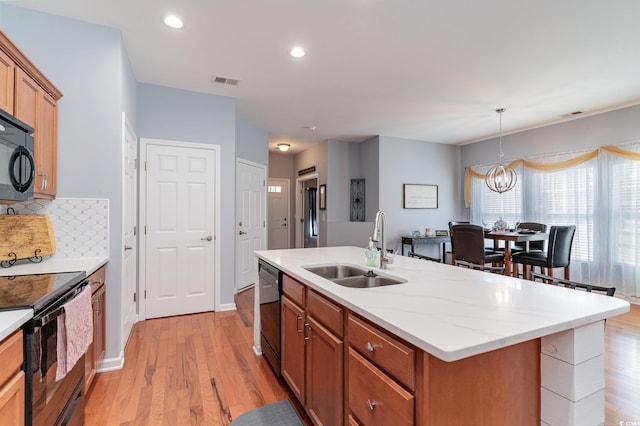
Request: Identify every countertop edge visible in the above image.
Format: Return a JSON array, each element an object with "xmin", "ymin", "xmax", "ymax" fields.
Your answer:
[
  {"xmin": 256, "ymin": 247, "xmax": 631, "ymax": 362},
  {"xmin": 0, "ymin": 256, "xmax": 109, "ymax": 341}
]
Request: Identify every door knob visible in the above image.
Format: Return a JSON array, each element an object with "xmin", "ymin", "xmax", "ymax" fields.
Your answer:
[
  {"xmin": 201, "ymin": 235, "xmax": 213, "ymax": 241},
  {"xmin": 239, "ymin": 231, "xmax": 247, "ymax": 235}
]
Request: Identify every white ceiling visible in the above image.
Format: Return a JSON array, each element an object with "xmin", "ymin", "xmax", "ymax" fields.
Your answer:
[{"xmin": 7, "ymin": 0, "xmax": 640, "ymax": 153}]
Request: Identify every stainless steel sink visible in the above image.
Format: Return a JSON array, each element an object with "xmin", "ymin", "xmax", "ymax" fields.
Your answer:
[
  {"xmin": 304, "ymin": 264, "xmax": 369, "ymax": 280},
  {"xmin": 304, "ymin": 264, "xmax": 407, "ymax": 288},
  {"xmin": 331, "ymin": 274, "xmax": 406, "ymax": 288}
]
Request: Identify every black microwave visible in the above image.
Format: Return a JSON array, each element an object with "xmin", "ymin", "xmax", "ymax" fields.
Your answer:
[{"xmin": 0, "ymin": 107, "xmax": 35, "ymax": 203}]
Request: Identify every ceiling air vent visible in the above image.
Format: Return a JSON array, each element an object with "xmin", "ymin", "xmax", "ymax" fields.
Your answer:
[{"xmin": 212, "ymin": 76, "xmax": 240, "ymax": 86}]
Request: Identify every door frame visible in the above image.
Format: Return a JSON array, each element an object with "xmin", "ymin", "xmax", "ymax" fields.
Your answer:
[
  {"xmin": 295, "ymin": 173, "xmax": 320, "ymax": 248},
  {"xmin": 235, "ymin": 158, "xmax": 267, "ymax": 292},
  {"xmin": 138, "ymin": 138, "xmax": 221, "ymax": 320},
  {"xmin": 268, "ymin": 177, "xmax": 291, "ymax": 249},
  {"xmin": 121, "ymin": 112, "xmax": 138, "ymax": 353}
]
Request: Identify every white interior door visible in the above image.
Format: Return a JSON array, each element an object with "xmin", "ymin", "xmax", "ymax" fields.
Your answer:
[
  {"xmin": 144, "ymin": 142, "xmax": 216, "ymax": 319},
  {"xmin": 236, "ymin": 160, "xmax": 266, "ymax": 291},
  {"xmin": 121, "ymin": 113, "xmax": 137, "ymax": 349},
  {"xmin": 268, "ymin": 178, "xmax": 290, "ymax": 249}
]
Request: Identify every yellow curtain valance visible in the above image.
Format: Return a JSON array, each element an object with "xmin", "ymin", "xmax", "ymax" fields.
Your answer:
[{"xmin": 464, "ymin": 144, "xmax": 640, "ymax": 207}]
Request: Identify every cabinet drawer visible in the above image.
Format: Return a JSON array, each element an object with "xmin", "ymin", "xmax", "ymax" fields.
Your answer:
[
  {"xmin": 348, "ymin": 313, "xmax": 415, "ymax": 390},
  {"xmin": 283, "ymin": 274, "xmax": 305, "ymax": 307},
  {"xmin": 0, "ymin": 330, "xmax": 22, "ymax": 387},
  {"xmin": 307, "ymin": 289, "xmax": 343, "ymax": 337},
  {"xmin": 88, "ymin": 265, "xmax": 106, "ymax": 294},
  {"xmin": 348, "ymin": 348, "xmax": 414, "ymax": 426}
]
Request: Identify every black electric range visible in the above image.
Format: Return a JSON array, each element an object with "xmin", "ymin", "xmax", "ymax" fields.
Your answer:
[{"xmin": 0, "ymin": 270, "xmax": 87, "ymax": 313}]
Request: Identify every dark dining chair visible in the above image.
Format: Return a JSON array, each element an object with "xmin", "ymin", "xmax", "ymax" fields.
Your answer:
[
  {"xmin": 511, "ymin": 225, "xmax": 576, "ymax": 280},
  {"xmin": 510, "ymin": 222, "xmax": 548, "ymax": 276},
  {"xmin": 408, "ymin": 251, "xmax": 441, "ymax": 263},
  {"xmin": 530, "ymin": 272, "xmax": 616, "ymax": 297},
  {"xmin": 450, "ymin": 224, "xmax": 505, "ymax": 274},
  {"xmin": 448, "ymin": 221, "xmax": 497, "ymax": 264}
]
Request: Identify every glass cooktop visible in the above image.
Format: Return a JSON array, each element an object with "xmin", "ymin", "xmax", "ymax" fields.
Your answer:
[{"xmin": 0, "ymin": 271, "xmax": 87, "ymax": 312}]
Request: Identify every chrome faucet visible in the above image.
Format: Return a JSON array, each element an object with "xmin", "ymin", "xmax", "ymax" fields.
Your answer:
[{"xmin": 371, "ymin": 210, "xmax": 394, "ymax": 269}]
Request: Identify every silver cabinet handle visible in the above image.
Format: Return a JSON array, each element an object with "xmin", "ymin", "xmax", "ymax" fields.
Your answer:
[
  {"xmin": 201, "ymin": 235, "xmax": 213, "ymax": 241},
  {"xmin": 239, "ymin": 230, "xmax": 247, "ymax": 235},
  {"xmin": 124, "ymin": 245, "xmax": 133, "ymax": 251},
  {"xmin": 365, "ymin": 342, "xmax": 376, "ymax": 352},
  {"xmin": 366, "ymin": 400, "xmax": 376, "ymax": 411}
]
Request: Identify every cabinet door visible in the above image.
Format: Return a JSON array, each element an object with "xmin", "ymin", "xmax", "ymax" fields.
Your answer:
[
  {"xmin": 95, "ymin": 286, "xmax": 106, "ymax": 363},
  {"xmin": 35, "ymin": 91, "xmax": 57, "ymax": 197},
  {"xmin": 14, "ymin": 67, "xmax": 57, "ymax": 198},
  {"xmin": 84, "ymin": 299, "xmax": 96, "ymax": 395},
  {"xmin": 0, "ymin": 49, "xmax": 14, "ymax": 113},
  {"xmin": 14, "ymin": 68, "xmax": 38, "ymax": 128},
  {"xmin": 306, "ymin": 315, "xmax": 343, "ymax": 426},
  {"xmin": 281, "ymin": 296, "xmax": 305, "ymax": 404},
  {"xmin": 0, "ymin": 371, "xmax": 25, "ymax": 426}
]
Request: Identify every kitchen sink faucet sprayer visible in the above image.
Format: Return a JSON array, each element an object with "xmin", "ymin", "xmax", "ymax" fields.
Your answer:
[{"xmin": 371, "ymin": 210, "xmax": 395, "ymax": 269}]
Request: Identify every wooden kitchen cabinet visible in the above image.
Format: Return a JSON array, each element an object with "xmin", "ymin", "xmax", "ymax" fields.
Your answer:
[
  {"xmin": 0, "ymin": 29, "xmax": 62, "ymax": 199},
  {"xmin": 280, "ymin": 274, "xmax": 344, "ymax": 425},
  {"xmin": 346, "ymin": 314, "xmax": 415, "ymax": 425},
  {"xmin": 85, "ymin": 266, "xmax": 106, "ymax": 394},
  {"xmin": 0, "ymin": 48, "xmax": 15, "ymax": 112},
  {"xmin": 0, "ymin": 330, "xmax": 25, "ymax": 426},
  {"xmin": 15, "ymin": 68, "xmax": 58, "ymax": 198}
]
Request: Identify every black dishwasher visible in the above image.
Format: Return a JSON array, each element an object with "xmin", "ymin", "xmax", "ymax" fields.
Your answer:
[{"xmin": 258, "ymin": 259, "xmax": 283, "ymax": 376}]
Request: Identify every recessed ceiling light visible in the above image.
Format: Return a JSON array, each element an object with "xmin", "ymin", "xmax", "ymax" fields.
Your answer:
[
  {"xmin": 164, "ymin": 15, "xmax": 183, "ymax": 29},
  {"xmin": 277, "ymin": 143, "xmax": 291, "ymax": 152},
  {"xmin": 303, "ymin": 125, "xmax": 316, "ymax": 131},
  {"xmin": 289, "ymin": 47, "xmax": 306, "ymax": 58}
]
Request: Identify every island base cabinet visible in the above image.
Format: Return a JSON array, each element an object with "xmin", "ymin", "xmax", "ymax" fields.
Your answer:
[
  {"xmin": 418, "ymin": 338, "xmax": 541, "ymax": 425},
  {"xmin": 305, "ymin": 316, "xmax": 343, "ymax": 426},
  {"xmin": 348, "ymin": 348, "xmax": 414, "ymax": 426},
  {"xmin": 281, "ymin": 295, "xmax": 305, "ymax": 404}
]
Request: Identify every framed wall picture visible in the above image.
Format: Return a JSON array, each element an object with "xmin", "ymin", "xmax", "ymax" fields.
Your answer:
[
  {"xmin": 350, "ymin": 179, "xmax": 365, "ymax": 221},
  {"xmin": 403, "ymin": 184, "xmax": 438, "ymax": 209},
  {"xmin": 319, "ymin": 184, "xmax": 326, "ymax": 210}
]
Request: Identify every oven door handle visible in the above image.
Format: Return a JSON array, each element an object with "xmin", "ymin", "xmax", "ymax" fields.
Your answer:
[{"xmin": 34, "ymin": 280, "xmax": 90, "ymax": 327}]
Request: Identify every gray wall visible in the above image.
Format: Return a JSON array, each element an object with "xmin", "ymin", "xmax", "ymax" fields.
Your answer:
[
  {"xmin": 379, "ymin": 136, "xmax": 461, "ymax": 258},
  {"xmin": 1, "ymin": 5, "xmax": 136, "ymax": 360},
  {"xmin": 236, "ymin": 118, "xmax": 268, "ymax": 165},
  {"xmin": 462, "ymin": 104, "xmax": 640, "ymax": 169},
  {"xmin": 136, "ymin": 83, "xmax": 237, "ymax": 306}
]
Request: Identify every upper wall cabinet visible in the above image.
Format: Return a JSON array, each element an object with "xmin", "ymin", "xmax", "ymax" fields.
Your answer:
[{"xmin": 0, "ymin": 29, "xmax": 62, "ymax": 199}]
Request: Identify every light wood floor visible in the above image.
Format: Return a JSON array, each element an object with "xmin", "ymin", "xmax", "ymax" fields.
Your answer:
[{"xmin": 85, "ymin": 289, "xmax": 640, "ymax": 425}]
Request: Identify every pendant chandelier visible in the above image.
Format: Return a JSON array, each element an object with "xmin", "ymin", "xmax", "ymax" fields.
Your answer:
[{"xmin": 485, "ymin": 108, "xmax": 517, "ymax": 193}]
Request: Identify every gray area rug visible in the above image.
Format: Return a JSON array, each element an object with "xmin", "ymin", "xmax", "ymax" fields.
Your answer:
[{"xmin": 230, "ymin": 400, "xmax": 303, "ymax": 426}]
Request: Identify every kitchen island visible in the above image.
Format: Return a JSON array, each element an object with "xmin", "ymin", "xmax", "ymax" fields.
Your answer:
[{"xmin": 254, "ymin": 246, "xmax": 629, "ymax": 425}]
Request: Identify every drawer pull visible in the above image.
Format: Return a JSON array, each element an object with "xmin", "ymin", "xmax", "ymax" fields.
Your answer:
[
  {"xmin": 365, "ymin": 341, "xmax": 376, "ymax": 352},
  {"xmin": 366, "ymin": 399, "xmax": 377, "ymax": 411},
  {"xmin": 296, "ymin": 314, "xmax": 303, "ymax": 333},
  {"xmin": 304, "ymin": 323, "xmax": 311, "ymax": 341}
]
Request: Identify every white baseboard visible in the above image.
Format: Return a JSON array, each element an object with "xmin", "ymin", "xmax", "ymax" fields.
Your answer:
[
  {"xmin": 97, "ymin": 351, "xmax": 124, "ymax": 372},
  {"xmin": 253, "ymin": 345, "xmax": 262, "ymax": 356},
  {"xmin": 217, "ymin": 302, "xmax": 237, "ymax": 312}
]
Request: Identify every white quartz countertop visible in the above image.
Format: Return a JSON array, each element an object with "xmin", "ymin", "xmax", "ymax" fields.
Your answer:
[
  {"xmin": 255, "ymin": 246, "xmax": 630, "ymax": 362},
  {"xmin": 0, "ymin": 256, "xmax": 109, "ymax": 342}
]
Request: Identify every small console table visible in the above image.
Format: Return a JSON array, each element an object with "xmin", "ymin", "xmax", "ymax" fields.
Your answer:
[{"xmin": 401, "ymin": 235, "xmax": 451, "ymax": 262}]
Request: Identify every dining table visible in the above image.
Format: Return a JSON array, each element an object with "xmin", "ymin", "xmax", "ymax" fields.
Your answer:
[{"xmin": 484, "ymin": 230, "xmax": 548, "ymax": 276}]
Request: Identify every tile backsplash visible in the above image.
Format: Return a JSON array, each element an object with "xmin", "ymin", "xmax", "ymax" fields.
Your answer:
[{"xmin": 3, "ymin": 198, "xmax": 109, "ymax": 258}]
